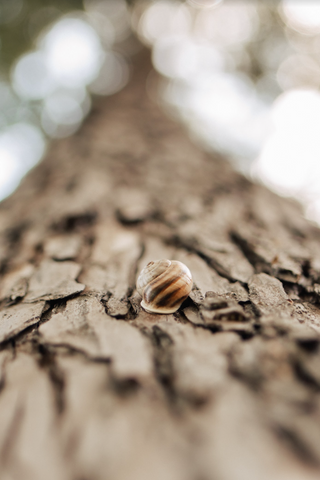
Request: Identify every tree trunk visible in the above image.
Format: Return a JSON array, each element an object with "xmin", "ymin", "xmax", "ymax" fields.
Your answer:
[{"xmin": 1, "ymin": 49, "xmax": 320, "ymax": 480}]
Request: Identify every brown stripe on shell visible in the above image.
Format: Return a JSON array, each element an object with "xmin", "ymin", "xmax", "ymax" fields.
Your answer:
[
  {"xmin": 136, "ymin": 259, "xmax": 171, "ymax": 296},
  {"xmin": 145, "ymin": 262, "xmax": 185, "ymax": 301},
  {"xmin": 154, "ymin": 289, "xmax": 189, "ymax": 309},
  {"xmin": 145, "ymin": 271, "xmax": 182, "ymax": 303},
  {"xmin": 144, "ymin": 280, "xmax": 181, "ymax": 309},
  {"xmin": 161, "ymin": 274, "xmax": 191, "ymax": 308}
]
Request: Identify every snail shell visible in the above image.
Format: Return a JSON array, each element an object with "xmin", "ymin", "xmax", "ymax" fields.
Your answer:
[{"xmin": 136, "ymin": 259, "xmax": 193, "ymax": 314}]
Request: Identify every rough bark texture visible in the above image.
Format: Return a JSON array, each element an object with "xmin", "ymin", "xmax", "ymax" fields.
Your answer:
[{"xmin": 1, "ymin": 50, "xmax": 320, "ymax": 480}]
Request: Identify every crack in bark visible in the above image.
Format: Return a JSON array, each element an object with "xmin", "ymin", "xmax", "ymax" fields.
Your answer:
[
  {"xmin": 230, "ymin": 231, "xmax": 271, "ymax": 275},
  {"xmin": 0, "ymin": 401, "xmax": 24, "ymax": 468},
  {"xmin": 293, "ymin": 359, "xmax": 320, "ymax": 393},
  {"xmin": 275, "ymin": 425, "xmax": 320, "ymax": 467},
  {"xmin": 51, "ymin": 211, "xmax": 98, "ymax": 233},
  {"xmin": 37, "ymin": 343, "xmax": 66, "ymax": 414},
  {"xmin": 149, "ymin": 325, "xmax": 177, "ymax": 406},
  {"xmin": 173, "ymin": 233, "xmax": 239, "ymax": 282},
  {"xmin": 109, "ymin": 375, "xmax": 141, "ymax": 397}
]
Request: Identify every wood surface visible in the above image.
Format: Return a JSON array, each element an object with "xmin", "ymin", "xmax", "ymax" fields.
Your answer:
[{"xmin": 1, "ymin": 50, "xmax": 320, "ymax": 480}]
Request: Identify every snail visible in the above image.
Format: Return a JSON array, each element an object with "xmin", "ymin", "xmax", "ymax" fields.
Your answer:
[{"xmin": 136, "ymin": 259, "xmax": 193, "ymax": 314}]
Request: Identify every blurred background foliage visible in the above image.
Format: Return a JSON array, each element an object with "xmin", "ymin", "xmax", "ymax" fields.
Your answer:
[
  {"xmin": 1, "ymin": 0, "xmax": 320, "ymax": 224},
  {"xmin": 0, "ymin": 0, "xmax": 83, "ymax": 71}
]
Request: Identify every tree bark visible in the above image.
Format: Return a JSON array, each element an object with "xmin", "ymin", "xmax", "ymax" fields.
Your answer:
[{"xmin": 1, "ymin": 49, "xmax": 320, "ymax": 480}]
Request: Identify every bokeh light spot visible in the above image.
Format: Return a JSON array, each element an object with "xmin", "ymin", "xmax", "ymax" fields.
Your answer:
[
  {"xmin": 253, "ymin": 89, "xmax": 320, "ymax": 197},
  {"xmin": 43, "ymin": 92, "xmax": 83, "ymax": 126},
  {"xmin": 152, "ymin": 36, "xmax": 200, "ymax": 79},
  {"xmin": 43, "ymin": 17, "xmax": 104, "ymax": 88},
  {"xmin": 195, "ymin": 3, "xmax": 258, "ymax": 45},
  {"xmin": 139, "ymin": 1, "xmax": 191, "ymax": 45},
  {"xmin": 281, "ymin": 1, "xmax": 320, "ymax": 35},
  {"xmin": 0, "ymin": 123, "xmax": 46, "ymax": 200},
  {"xmin": 89, "ymin": 52, "xmax": 129, "ymax": 96},
  {"xmin": 12, "ymin": 51, "xmax": 56, "ymax": 100}
]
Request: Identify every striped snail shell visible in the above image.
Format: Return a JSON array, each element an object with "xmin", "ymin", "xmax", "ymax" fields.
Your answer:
[{"xmin": 136, "ymin": 259, "xmax": 193, "ymax": 314}]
